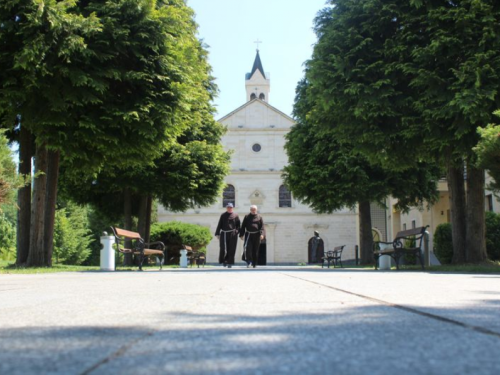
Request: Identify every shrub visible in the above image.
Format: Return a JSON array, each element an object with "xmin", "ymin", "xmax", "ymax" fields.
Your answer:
[
  {"xmin": 0, "ymin": 214, "xmax": 15, "ymax": 261},
  {"xmin": 53, "ymin": 203, "xmax": 92, "ymax": 265},
  {"xmin": 402, "ymin": 236, "xmax": 417, "ymax": 265},
  {"xmin": 434, "ymin": 223, "xmax": 453, "ymax": 264},
  {"xmin": 0, "ymin": 131, "xmax": 20, "ymax": 206},
  {"xmin": 433, "ymin": 214, "xmax": 500, "ymax": 263},
  {"xmin": 486, "ymin": 211, "xmax": 500, "ymax": 261},
  {"xmin": 150, "ymin": 221, "xmax": 212, "ymax": 264}
]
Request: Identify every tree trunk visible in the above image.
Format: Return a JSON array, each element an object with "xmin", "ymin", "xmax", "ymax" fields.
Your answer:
[
  {"xmin": 145, "ymin": 195, "xmax": 152, "ymax": 244},
  {"xmin": 27, "ymin": 143, "xmax": 48, "ymax": 267},
  {"xmin": 466, "ymin": 165, "xmax": 487, "ymax": 263},
  {"xmin": 43, "ymin": 150, "xmax": 60, "ymax": 267},
  {"xmin": 358, "ymin": 200, "xmax": 374, "ymax": 265},
  {"xmin": 137, "ymin": 194, "xmax": 148, "ymax": 238},
  {"xmin": 123, "ymin": 187, "xmax": 133, "ymax": 266},
  {"xmin": 447, "ymin": 164, "xmax": 467, "ymax": 264},
  {"xmin": 16, "ymin": 126, "xmax": 32, "ymax": 265}
]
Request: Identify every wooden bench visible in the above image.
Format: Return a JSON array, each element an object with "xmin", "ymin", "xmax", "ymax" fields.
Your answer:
[
  {"xmin": 186, "ymin": 246, "xmax": 206, "ymax": 268},
  {"xmin": 110, "ymin": 227, "xmax": 165, "ymax": 271},
  {"xmin": 373, "ymin": 226, "xmax": 428, "ymax": 270},
  {"xmin": 322, "ymin": 245, "xmax": 345, "ymax": 268}
]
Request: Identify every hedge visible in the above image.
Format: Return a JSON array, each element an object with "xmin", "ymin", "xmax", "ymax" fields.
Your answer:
[
  {"xmin": 150, "ymin": 221, "xmax": 212, "ymax": 264},
  {"xmin": 434, "ymin": 212, "xmax": 500, "ymax": 263},
  {"xmin": 486, "ymin": 211, "xmax": 500, "ymax": 261},
  {"xmin": 434, "ymin": 223, "xmax": 453, "ymax": 264}
]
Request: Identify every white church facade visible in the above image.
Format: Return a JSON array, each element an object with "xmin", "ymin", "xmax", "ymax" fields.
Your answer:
[{"xmin": 158, "ymin": 51, "xmax": 358, "ymax": 264}]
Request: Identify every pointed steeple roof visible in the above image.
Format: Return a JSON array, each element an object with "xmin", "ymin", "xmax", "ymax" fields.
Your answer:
[{"xmin": 247, "ymin": 50, "xmax": 266, "ymax": 79}]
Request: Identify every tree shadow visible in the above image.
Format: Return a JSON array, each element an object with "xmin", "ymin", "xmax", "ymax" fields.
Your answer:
[{"xmin": 1, "ymin": 303, "xmax": 500, "ymax": 375}]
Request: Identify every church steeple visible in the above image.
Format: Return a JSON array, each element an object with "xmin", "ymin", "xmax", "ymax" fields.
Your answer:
[
  {"xmin": 250, "ymin": 50, "xmax": 266, "ymax": 79},
  {"xmin": 245, "ymin": 50, "xmax": 270, "ymax": 102}
]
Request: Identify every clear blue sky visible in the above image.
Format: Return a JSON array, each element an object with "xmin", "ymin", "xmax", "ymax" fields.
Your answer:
[{"xmin": 187, "ymin": 0, "xmax": 328, "ymax": 118}]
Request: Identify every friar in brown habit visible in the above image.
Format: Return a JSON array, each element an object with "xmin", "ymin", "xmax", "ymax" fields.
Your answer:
[
  {"xmin": 215, "ymin": 202, "xmax": 240, "ymax": 268},
  {"xmin": 308, "ymin": 230, "xmax": 325, "ymax": 263},
  {"xmin": 239, "ymin": 205, "xmax": 265, "ymax": 268}
]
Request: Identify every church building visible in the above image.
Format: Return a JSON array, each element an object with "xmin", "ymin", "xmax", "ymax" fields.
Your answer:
[{"xmin": 158, "ymin": 51, "xmax": 358, "ymax": 264}]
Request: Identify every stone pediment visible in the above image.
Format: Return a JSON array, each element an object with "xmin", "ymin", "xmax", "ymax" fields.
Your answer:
[
  {"xmin": 249, "ymin": 190, "xmax": 266, "ymax": 200},
  {"xmin": 249, "ymin": 189, "xmax": 265, "ymax": 205},
  {"xmin": 218, "ymin": 99, "xmax": 295, "ymax": 130}
]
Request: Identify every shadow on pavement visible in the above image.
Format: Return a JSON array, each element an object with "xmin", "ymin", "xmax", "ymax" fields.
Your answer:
[{"xmin": 1, "ymin": 303, "xmax": 500, "ymax": 375}]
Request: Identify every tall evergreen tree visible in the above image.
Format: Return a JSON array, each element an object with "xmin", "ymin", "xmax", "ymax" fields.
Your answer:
[
  {"xmin": 298, "ymin": 0, "xmax": 500, "ymax": 263},
  {"xmin": 0, "ymin": 0, "xmax": 100, "ymax": 266},
  {"xmin": 284, "ymin": 79, "xmax": 439, "ymax": 264},
  {"xmin": 58, "ymin": 12, "xmax": 230, "ymax": 244},
  {"xmin": 400, "ymin": 1, "xmax": 500, "ymax": 263},
  {"xmin": 0, "ymin": 0, "xmax": 213, "ymax": 266}
]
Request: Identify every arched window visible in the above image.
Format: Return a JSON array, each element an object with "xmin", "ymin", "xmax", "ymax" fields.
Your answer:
[
  {"xmin": 250, "ymin": 93, "xmax": 257, "ymax": 100},
  {"xmin": 279, "ymin": 185, "xmax": 292, "ymax": 208},
  {"xmin": 259, "ymin": 93, "xmax": 265, "ymax": 100},
  {"xmin": 223, "ymin": 185, "xmax": 235, "ymax": 207}
]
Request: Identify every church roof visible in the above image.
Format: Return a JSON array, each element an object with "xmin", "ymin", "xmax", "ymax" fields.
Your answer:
[
  {"xmin": 218, "ymin": 98, "xmax": 295, "ymax": 123},
  {"xmin": 246, "ymin": 50, "xmax": 266, "ymax": 80}
]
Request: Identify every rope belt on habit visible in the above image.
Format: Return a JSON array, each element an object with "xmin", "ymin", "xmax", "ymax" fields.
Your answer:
[
  {"xmin": 220, "ymin": 229, "xmax": 234, "ymax": 257},
  {"xmin": 244, "ymin": 231, "xmax": 260, "ymax": 257}
]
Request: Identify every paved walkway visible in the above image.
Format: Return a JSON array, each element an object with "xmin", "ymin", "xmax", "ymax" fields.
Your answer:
[{"xmin": 1, "ymin": 266, "xmax": 499, "ymax": 374}]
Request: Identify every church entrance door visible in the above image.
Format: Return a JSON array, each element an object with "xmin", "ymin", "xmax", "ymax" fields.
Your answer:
[{"xmin": 258, "ymin": 240, "xmax": 267, "ymax": 265}]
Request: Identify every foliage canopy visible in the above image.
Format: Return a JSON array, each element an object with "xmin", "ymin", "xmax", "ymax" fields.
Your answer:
[{"xmin": 284, "ymin": 79, "xmax": 440, "ymax": 214}]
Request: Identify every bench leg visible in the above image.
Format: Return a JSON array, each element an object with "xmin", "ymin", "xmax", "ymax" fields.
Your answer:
[
  {"xmin": 158, "ymin": 255, "xmax": 163, "ymax": 271},
  {"xmin": 394, "ymin": 254, "xmax": 401, "ymax": 270},
  {"xmin": 138, "ymin": 253, "xmax": 145, "ymax": 271},
  {"xmin": 417, "ymin": 251, "xmax": 425, "ymax": 270}
]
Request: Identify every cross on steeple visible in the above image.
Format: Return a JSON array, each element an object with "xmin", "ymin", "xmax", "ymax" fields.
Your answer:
[{"xmin": 254, "ymin": 39, "xmax": 262, "ymax": 51}]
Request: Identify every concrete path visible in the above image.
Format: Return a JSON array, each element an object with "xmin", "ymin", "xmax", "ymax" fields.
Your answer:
[{"xmin": 1, "ymin": 266, "xmax": 499, "ymax": 374}]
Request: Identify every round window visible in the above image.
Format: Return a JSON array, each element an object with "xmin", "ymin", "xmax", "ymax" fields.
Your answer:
[{"xmin": 252, "ymin": 144, "xmax": 261, "ymax": 152}]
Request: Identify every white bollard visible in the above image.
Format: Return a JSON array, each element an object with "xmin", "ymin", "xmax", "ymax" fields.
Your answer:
[
  {"xmin": 100, "ymin": 234, "xmax": 116, "ymax": 271},
  {"xmin": 180, "ymin": 249, "xmax": 188, "ymax": 268},
  {"xmin": 424, "ymin": 230, "xmax": 431, "ymax": 267},
  {"xmin": 378, "ymin": 243, "xmax": 392, "ymax": 270}
]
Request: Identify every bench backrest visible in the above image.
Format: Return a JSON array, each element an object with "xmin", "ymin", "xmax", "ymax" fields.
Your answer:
[
  {"xmin": 394, "ymin": 226, "xmax": 428, "ymax": 249},
  {"xmin": 333, "ymin": 245, "xmax": 345, "ymax": 252},
  {"xmin": 110, "ymin": 226, "xmax": 144, "ymax": 252},
  {"xmin": 112, "ymin": 227, "xmax": 142, "ymax": 240}
]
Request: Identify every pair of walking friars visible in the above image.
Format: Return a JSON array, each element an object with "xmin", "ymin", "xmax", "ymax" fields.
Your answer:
[{"xmin": 215, "ymin": 203, "xmax": 265, "ymax": 268}]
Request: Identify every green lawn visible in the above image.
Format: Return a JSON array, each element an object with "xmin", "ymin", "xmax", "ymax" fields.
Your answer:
[
  {"xmin": 0, "ymin": 261, "xmax": 98, "ymax": 274},
  {"xmin": 318, "ymin": 261, "xmax": 500, "ymax": 273},
  {"xmin": 0, "ymin": 260, "xmax": 180, "ymax": 274},
  {"xmin": 399, "ymin": 261, "xmax": 500, "ymax": 273}
]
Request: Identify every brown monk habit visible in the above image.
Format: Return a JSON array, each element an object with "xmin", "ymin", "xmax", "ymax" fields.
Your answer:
[
  {"xmin": 308, "ymin": 232, "xmax": 324, "ymax": 263},
  {"xmin": 215, "ymin": 212, "xmax": 240, "ymax": 265},
  {"xmin": 239, "ymin": 213, "xmax": 265, "ymax": 267}
]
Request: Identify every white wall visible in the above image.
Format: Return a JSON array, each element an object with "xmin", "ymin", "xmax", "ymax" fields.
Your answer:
[{"xmin": 158, "ymin": 99, "xmax": 359, "ymax": 264}]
